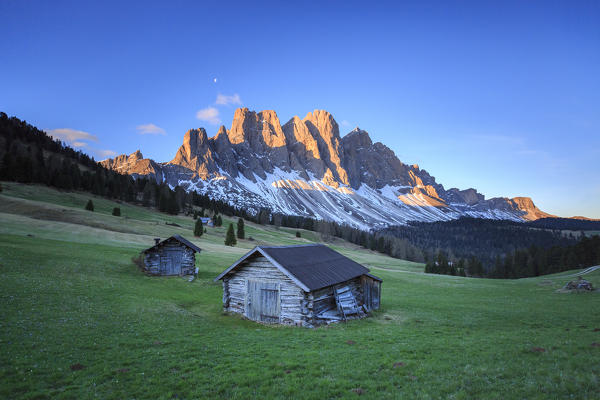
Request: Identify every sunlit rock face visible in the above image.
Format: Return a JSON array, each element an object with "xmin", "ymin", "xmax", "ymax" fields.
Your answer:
[
  {"xmin": 282, "ymin": 115, "xmax": 325, "ymax": 180},
  {"xmin": 101, "ymin": 107, "xmax": 554, "ymax": 228},
  {"xmin": 303, "ymin": 110, "xmax": 349, "ymax": 186},
  {"xmin": 168, "ymin": 128, "xmax": 217, "ymax": 179},
  {"xmin": 510, "ymin": 197, "xmax": 554, "ymax": 221}
]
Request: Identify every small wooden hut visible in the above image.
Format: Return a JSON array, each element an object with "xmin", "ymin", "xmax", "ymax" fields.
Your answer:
[
  {"xmin": 142, "ymin": 235, "xmax": 201, "ymax": 276},
  {"xmin": 215, "ymin": 244, "xmax": 382, "ymax": 327}
]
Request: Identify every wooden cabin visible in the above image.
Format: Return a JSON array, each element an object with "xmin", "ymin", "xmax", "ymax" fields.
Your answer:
[
  {"xmin": 142, "ymin": 235, "xmax": 201, "ymax": 276},
  {"xmin": 215, "ymin": 244, "xmax": 382, "ymax": 327}
]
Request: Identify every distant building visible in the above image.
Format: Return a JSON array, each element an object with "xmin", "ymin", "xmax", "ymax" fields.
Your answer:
[
  {"xmin": 199, "ymin": 217, "xmax": 213, "ymax": 227},
  {"xmin": 215, "ymin": 244, "xmax": 382, "ymax": 327},
  {"xmin": 142, "ymin": 235, "xmax": 201, "ymax": 276}
]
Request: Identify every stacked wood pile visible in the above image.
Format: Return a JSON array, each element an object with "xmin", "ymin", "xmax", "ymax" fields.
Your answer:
[{"xmin": 563, "ymin": 277, "xmax": 595, "ymax": 292}]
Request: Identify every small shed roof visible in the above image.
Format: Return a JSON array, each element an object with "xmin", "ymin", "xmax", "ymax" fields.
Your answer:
[
  {"xmin": 215, "ymin": 244, "xmax": 380, "ymax": 291},
  {"xmin": 143, "ymin": 235, "xmax": 202, "ymax": 253}
]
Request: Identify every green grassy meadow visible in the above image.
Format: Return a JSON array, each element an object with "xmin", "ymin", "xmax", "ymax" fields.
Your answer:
[{"xmin": 0, "ymin": 182, "xmax": 599, "ymax": 399}]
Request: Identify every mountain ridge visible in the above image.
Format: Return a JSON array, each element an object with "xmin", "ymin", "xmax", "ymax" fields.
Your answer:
[{"xmin": 101, "ymin": 107, "xmax": 554, "ymax": 228}]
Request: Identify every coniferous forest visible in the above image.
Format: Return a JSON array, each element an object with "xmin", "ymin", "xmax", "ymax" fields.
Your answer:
[
  {"xmin": 0, "ymin": 112, "xmax": 251, "ymax": 219},
  {"xmin": 1, "ymin": 112, "xmax": 598, "ymax": 279}
]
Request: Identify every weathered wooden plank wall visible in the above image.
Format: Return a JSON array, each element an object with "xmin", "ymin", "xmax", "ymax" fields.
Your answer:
[
  {"xmin": 223, "ymin": 256, "xmax": 306, "ymax": 325},
  {"xmin": 143, "ymin": 243, "xmax": 195, "ymax": 276},
  {"xmin": 360, "ymin": 275, "xmax": 381, "ymax": 311},
  {"xmin": 222, "ymin": 255, "xmax": 381, "ymax": 327}
]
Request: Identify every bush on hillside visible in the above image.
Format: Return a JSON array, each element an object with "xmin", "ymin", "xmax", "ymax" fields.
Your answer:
[
  {"xmin": 85, "ymin": 199, "xmax": 94, "ymax": 211},
  {"xmin": 112, "ymin": 207, "xmax": 121, "ymax": 216},
  {"xmin": 131, "ymin": 254, "xmax": 147, "ymax": 274}
]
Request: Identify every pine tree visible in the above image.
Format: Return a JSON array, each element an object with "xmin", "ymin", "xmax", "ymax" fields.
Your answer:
[
  {"xmin": 212, "ymin": 214, "xmax": 218, "ymax": 226},
  {"xmin": 194, "ymin": 218, "xmax": 203, "ymax": 237},
  {"xmin": 225, "ymin": 223, "xmax": 237, "ymax": 246},
  {"xmin": 217, "ymin": 215, "xmax": 223, "ymax": 227},
  {"xmin": 112, "ymin": 207, "xmax": 121, "ymax": 216},
  {"xmin": 296, "ymin": 231, "xmax": 301, "ymax": 238},
  {"xmin": 436, "ymin": 251, "xmax": 449, "ymax": 274},
  {"xmin": 142, "ymin": 181, "xmax": 153, "ymax": 207},
  {"xmin": 237, "ymin": 218, "xmax": 245, "ymax": 239},
  {"xmin": 85, "ymin": 199, "xmax": 94, "ymax": 211},
  {"xmin": 457, "ymin": 258, "xmax": 465, "ymax": 276},
  {"xmin": 368, "ymin": 236, "xmax": 377, "ymax": 251},
  {"xmin": 158, "ymin": 190, "xmax": 168, "ymax": 212},
  {"xmin": 425, "ymin": 261, "xmax": 432, "ymax": 273},
  {"xmin": 167, "ymin": 192, "xmax": 179, "ymax": 215}
]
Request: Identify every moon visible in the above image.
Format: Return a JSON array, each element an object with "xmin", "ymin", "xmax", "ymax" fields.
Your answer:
[{"xmin": 213, "ymin": 78, "xmax": 217, "ymax": 83}]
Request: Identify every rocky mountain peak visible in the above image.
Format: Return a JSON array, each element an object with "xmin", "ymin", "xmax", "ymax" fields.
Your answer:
[
  {"xmin": 100, "ymin": 107, "xmax": 559, "ymax": 227},
  {"xmin": 511, "ymin": 197, "xmax": 555, "ymax": 220},
  {"xmin": 186, "ymin": 127, "xmax": 208, "ymax": 145},
  {"xmin": 445, "ymin": 187, "xmax": 485, "ymax": 205},
  {"xmin": 282, "ymin": 116, "xmax": 320, "ymax": 153},
  {"xmin": 303, "ymin": 110, "xmax": 340, "ymax": 140},
  {"xmin": 342, "ymin": 127, "xmax": 373, "ymax": 148},
  {"xmin": 168, "ymin": 127, "xmax": 216, "ymax": 178},
  {"xmin": 228, "ymin": 108, "xmax": 287, "ymax": 149},
  {"xmin": 215, "ymin": 125, "xmax": 227, "ymax": 138},
  {"xmin": 130, "ymin": 150, "xmax": 143, "ymax": 160},
  {"xmin": 302, "ymin": 109, "xmax": 348, "ymax": 185},
  {"xmin": 228, "ymin": 107, "xmax": 251, "ymax": 144},
  {"xmin": 512, "ymin": 196, "xmax": 535, "ymax": 209},
  {"xmin": 176, "ymin": 128, "xmax": 208, "ymax": 161}
]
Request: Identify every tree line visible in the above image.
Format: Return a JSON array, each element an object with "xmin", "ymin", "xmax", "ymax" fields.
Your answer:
[
  {"xmin": 0, "ymin": 112, "xmax": 255, "ymax": 219},
  {"xmin": 401, "ymin": 219, "xmax": 599, "ymax": 278}
]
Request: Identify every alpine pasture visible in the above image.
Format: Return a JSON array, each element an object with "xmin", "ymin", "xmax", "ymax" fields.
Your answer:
[{"xmin": 1, "ymin": 182, "xmax": 598, "ymax": 399}]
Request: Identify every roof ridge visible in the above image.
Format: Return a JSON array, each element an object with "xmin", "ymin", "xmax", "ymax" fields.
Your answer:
[
  {"xmin": 216, "ymin": 244, "xmax": 381, "ymax": 291},
  {"xmin": 143, "ymin": 234, "xmax": 201, "ymax": 253},
  {"xmin": 258, "ymin": 244, "xmax": 323, "ymax": 249}
]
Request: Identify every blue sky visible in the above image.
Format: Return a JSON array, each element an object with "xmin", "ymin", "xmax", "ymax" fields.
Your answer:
[{"xmin": 1, "ymin": 0, "xmax": 599, "ymax": 218}]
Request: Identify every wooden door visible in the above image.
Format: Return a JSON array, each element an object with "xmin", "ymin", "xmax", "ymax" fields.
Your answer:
[
  {"xmin": 168, "ymin": 249, "xmax": 182, "ymax": 275},
  {"xmin": 159, "ymin": 249, "xmax": 182, "ymax": 275},
  {"xmin": 159, "ymin": 254, "xmax": 170, "ymax": 275},
  {"xmin": 246, "ymin": 280, "xmax": 280, "ymax": 323}
]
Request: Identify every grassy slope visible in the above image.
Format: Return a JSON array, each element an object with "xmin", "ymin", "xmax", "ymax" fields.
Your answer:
[{"xmin": 0, "ymin": 182, "xmax": 599, "ymax": 399}]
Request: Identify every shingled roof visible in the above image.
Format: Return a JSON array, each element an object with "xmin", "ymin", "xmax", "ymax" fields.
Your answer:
[
  {"xmin": 143, "ymin": 235, "xmax": 202, "ymax": 253},
  {"xmin": 215, "ymin": 244, "xmax": 381, "ymax": 291}
]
